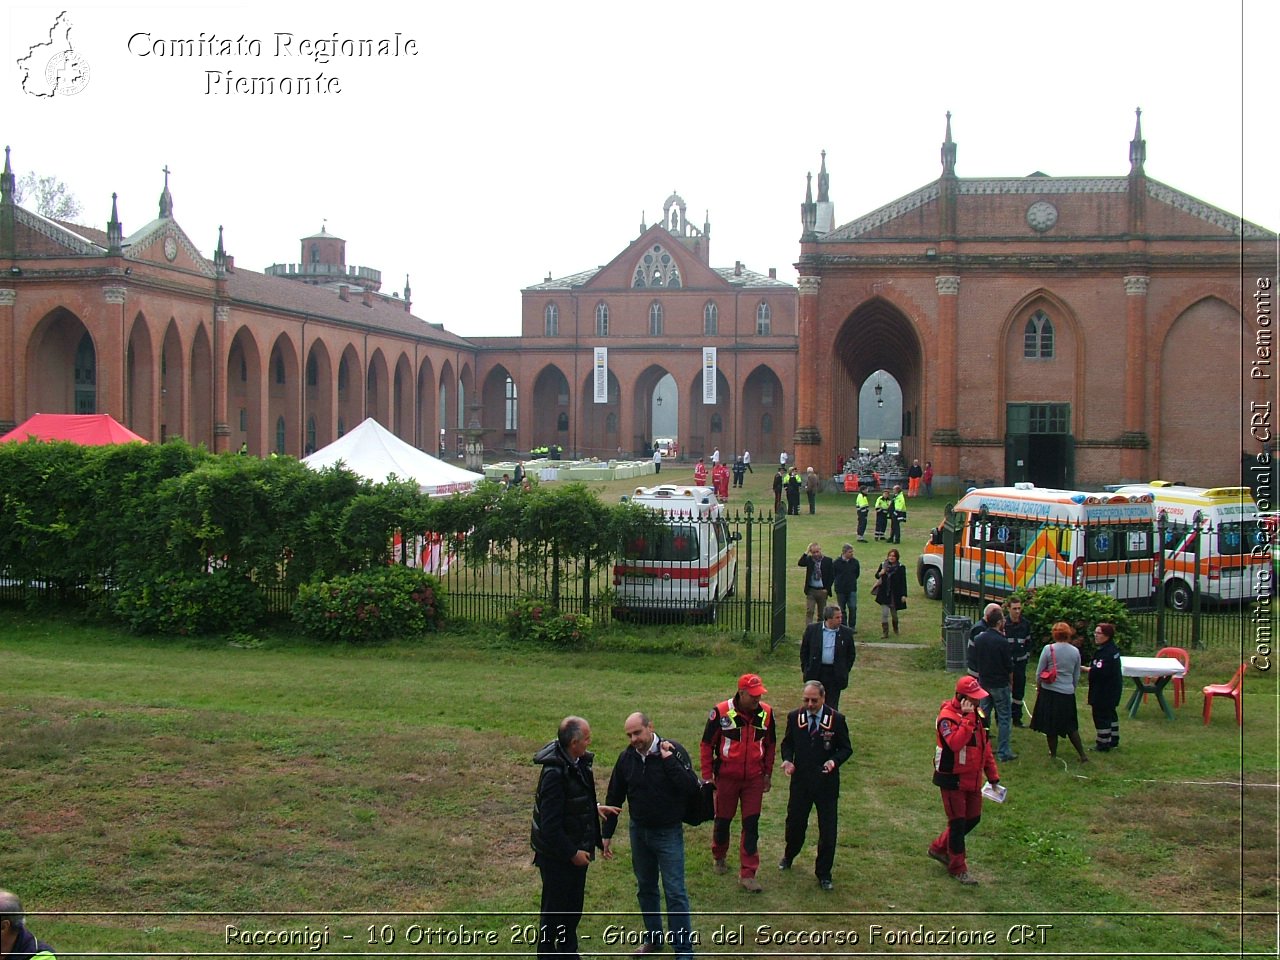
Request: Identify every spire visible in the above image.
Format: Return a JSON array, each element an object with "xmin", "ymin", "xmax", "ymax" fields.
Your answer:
[
  {"xmin": 1129, "ymin": 106, "xmax": 1146, "ymax": 174},
  {"xmin": 800, "ymin": 170, "xmax": 817, "ymax": 238},
  {"xmin": 639, "ymin": 211, "xmax": 647, "ymax": 234},
  {"xmin": 158, "ymin": 164, "xmax": 173, "ymax": 218},
  {"xmin": 403, "ymin": 273, "xmax": 412, "ymax": 312},
  {"xmin": 106, "ymin": 192, "xmax": 123, "ymax": 254},
  {"xmin": 0, "ymin": 146, "xmax": 14, "ymax": 205},
  {"xmin": 941, "ymin": 112, "xmax": 957, "ymax": 177},
  {"xmin": 817, "ymin": 149, "xmax": 830, "ymax": 203}
]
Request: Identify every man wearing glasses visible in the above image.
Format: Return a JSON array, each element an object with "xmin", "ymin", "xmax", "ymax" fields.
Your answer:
[{"xmin": 777, "ymin": 681, "xmax": 852, "ymax": 891}]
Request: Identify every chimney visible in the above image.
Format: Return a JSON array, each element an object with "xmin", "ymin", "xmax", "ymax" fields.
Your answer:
[
  {"xmin": 734, "ymin": 260, "xmax": 742, "ymax": 276},
  {"xmin": 338, "ymin": 284, "xmax": 349, "ymax": 302},
  {"xmin": 362, "ymin": 287, "xmax": 373, "ymax": 307},
  {"xmin": 768, "ymin": 267, "xmax": 776, "ymax": 280}
]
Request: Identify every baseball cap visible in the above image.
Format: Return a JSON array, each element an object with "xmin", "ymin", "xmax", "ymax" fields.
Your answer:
[
  {"xmin": 738, "ymin": 673, "xmax": 767, "ymax": 696},
  {"xmin": 955, "ymin": 675, "xmax": 989, "ymax": 701}
]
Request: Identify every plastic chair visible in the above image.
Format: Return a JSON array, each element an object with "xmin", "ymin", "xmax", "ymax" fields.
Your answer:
[
  {"xmin": 1154, "ymin": 647, "xmax": 1189, "ymax": 707},
  {"xmin": 1202, "ymin": 663, "xmax": 1247, "ymax": 726}
]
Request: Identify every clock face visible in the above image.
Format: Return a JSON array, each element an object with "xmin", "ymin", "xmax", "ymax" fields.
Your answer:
[
  {"xmin": 163, "ymin": 236, "xmax": 178, "ymax": 261},
  {"xmin": 1027, "ymin": 201, "xmax": 1058, "ymax": 232}
]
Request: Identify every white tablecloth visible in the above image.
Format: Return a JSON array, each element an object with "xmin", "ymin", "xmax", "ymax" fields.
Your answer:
[{"xmin": 1121, "ymin": 656, "xmax": 1187, "ymax": 679}]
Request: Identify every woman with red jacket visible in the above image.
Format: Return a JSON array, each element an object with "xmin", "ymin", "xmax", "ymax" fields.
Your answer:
[{"xmin": 927, "ymin": 675, "xmax": 1000, "ymax": 885}]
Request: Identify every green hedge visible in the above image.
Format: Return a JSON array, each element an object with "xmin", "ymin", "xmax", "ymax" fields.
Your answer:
[{"xmin": 292, "ymin": 566, "xmax": 446, "ymax": 643}]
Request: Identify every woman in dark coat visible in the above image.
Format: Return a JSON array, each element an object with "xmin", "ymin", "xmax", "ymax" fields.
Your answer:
[
  {"xmin": 1086, "ymin": 622, "xmax": 1123, "ymax": 751},
  {"xmin": 872, "ymin": 548, "xmax": 907, "ymax": 637}
]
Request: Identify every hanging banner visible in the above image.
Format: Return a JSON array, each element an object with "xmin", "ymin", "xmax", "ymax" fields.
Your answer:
[
  {"xmin": 702, "ymin": 347, "xmax": 717, "ymax": 405},
  {"xmin": 593, "ymin": 347, "xmax": 608, "ymax": 403}
]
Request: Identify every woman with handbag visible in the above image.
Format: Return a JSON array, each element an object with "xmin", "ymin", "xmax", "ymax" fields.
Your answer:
[
  {"xmin": 872, "ymin": 548, "xmax": 908, "ymax": 637},
  {"xmin": 1029, "ymin": 622, "xmax": 1089, "ymax": 763}
]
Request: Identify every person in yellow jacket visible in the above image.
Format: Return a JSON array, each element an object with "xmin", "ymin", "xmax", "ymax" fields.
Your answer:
[
  {"xmin": 889, "ymin": 485, "xmax": 907, "ymax": 543},
  {"xmin": 854, "ymin": 491, "xmax": 871, "ymax": 541}
]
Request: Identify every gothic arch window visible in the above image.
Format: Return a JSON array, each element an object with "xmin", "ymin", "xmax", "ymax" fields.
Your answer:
[
  {"xmin": 275, "ymin": 416, "xmax": 287, "ymax": 454},
  {"xmin": 275, "ymin": 356, "xmax": 286, "ymax": 385},
  {"xmin": 1024, "ymin": 310, "xmax": 1055, "ymax": 358},
  {"xmin": 632, "ymin": 244, "xmax": 682, "ymax": 288},
  {"xmin": 605, "ymin": 412, "xmax": 618, "ymax": 434},
  {"xmin": 505, "ymin": 377, "xmax": 518, "ymax": 430},
  {"xmin": 761, "ymin": 413, "xmax": 773, "ymax": 435},
  {"xmin": 756, "ymin": 301, "xmax": 772, "ymax": 336},
  {"xmin": 704, "ymin": 301, "xmax": 719, "ymax": 336},
  {"xmin": 544, "ymin": 303, "xmax": 559, "ymax": 337},
  {"xmin": 710, "ymin": 413, "xmax": 723, "ymax": 434},
  {"xmin": 306, "ymin": 416, "xmax": 317, "ymax": 454},
  {"xmin": 595, "ymin": 302, "xmax": 609, "ymax": 337},
  {"xmin": 649, "ymin": 302, "xmax": 664, "ymax": 336}
]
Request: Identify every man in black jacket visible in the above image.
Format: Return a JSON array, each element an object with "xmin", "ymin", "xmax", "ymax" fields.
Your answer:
[
  {"xmin": 797, "ymin": 542, "xmax": 835, "ymax": 625},
  {"xmin": 831, "ymin": 543, "xmax": 861, "ymax": 633},
  {"xmin": 778, "ymin": 681, "xmax": 853, "ymax": 891},
  {"xmin": 1087, "ymin": 623, "xmax": 1124, "ymax": 751},
  {"xmin": 0, "ymin": 890, "xmax": 56, "ymax": 960},
  {"xmin": 531, "ymin": 717, "xmax": 616, "ymax": 960},
  {"xmin": 602, "ymin": 713, "xmax": 700, "ymax": 958},
  {"xmin": 800, "ymin": 605, "xmax": 856, "ymax": 710},
  {"xmin": 971, "ymin": 604, "xmax": 1016, "ymax": 762}
]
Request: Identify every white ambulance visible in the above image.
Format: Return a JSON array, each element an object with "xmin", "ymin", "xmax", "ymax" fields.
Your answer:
[
  {"xmin": 613, "ymin": 484, "xmax": 739, "ymax": 622},
  {"xmin": 1112, "ymin": 482, "xmax": 1270, "ymax": 610},
  {"xmin": 917, "ymin": 483, "xmax": 1157, "ymax": 604}
]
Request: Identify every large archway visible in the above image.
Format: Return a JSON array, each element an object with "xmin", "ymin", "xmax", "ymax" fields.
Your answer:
[
  {"xmin": 1159, "ymin": 297, "xmax": 1240, "ymax": 483},
  {"xmin": 26, "ymin": 308, "xmax": 94, "ymax": 416},
  {"xmin": 125, "ymin": 314, "xmax": 155, "ymax": 439},
  {"xmin": 336, "ymin": 344, "xmax": 362, "ymax": 438},
  {"xmin": 578, "ymin": 369, "xmax": 622, "ymax": 458},
  {"xmin": 832, "ymin": 298, "xmax": 924, "ymax": 465},
  {"xmin": 684, "ymin": 370, "xmax": 730, "ymax": 460},
  {"xmin": 304, "ymin": 340, "xmax": 334, "ymax": 455},
  {"xmin": 482, "ymin": 364, "xmax": 516, "ymax": 454},
  {"xmin": 160, "ymin": 320, "xmax": 183, "ymax": 443},
  {"xmin": 189, "ymin": 324, "xmax": 212, "ymax": 447},
  {"xmin": 267, "ymin": 333, "xmax": 300, "ymax": 455},
  {"xmin": 227, "ymin": 328, "xmax": 263, "ymax": 454},
  {"xmin": 742, "ymin": 364, "xmax": 785, "ymax": 465},
  {"xmin": 532, "ymin": 365, "xmax": 570, "ymax": 452}
]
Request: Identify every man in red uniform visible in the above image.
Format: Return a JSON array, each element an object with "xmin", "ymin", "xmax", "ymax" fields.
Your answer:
[
  {"xmin": 928, "ymin": 675, "xmax": 1000, "ymax": 885},
  {"xmin": 693, "ymin": 458, "xmax": 708, "ymax": 486},
  {"xmin": 701, "ymin": 673, "xmax": 776, "ymax": 893},
  {"xmin": 712, "ymin": 461, "xmax": 730, "ymax": 501}
]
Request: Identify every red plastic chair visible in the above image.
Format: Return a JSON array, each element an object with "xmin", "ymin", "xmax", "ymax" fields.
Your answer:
[
  {"xmin": 1202, "ymin": 663, "xmax": 1247, "ymax": 726},
  {"xmin": 1155, "ymin": 647, "xmax": 1189, "ymax": 708}
]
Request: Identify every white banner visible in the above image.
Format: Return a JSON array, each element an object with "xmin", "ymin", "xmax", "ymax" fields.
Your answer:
[
  {"xmin": 593, "ymin": 347, "xmax": 608, "ymax": 403},
  {"xmin": 702, "ymin": 347, "xmax": 717, "ymax": 405}
]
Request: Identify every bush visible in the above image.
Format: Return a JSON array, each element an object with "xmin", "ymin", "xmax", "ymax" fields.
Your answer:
[
  {"xmin": 292, "ymin": 565, "xmax": 446, "ymax": 643},
  {"xmin": 504, "ymin": 596, "xmax": 592, "ymax": 648},
  {"xmin": 113, "ymin": 568, "xmax": 265, "ymax": 636},
  {"xmin": 1014, "ymin": 584, "xmax": 1138, "ymax": 656}
]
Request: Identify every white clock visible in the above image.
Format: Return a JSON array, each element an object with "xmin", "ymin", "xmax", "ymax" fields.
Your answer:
[
  {"xmin": 163, "ymin": 235, "xmax": 178, "ymax": 261},
  {"xmin": 1027, "ymin": 201, "xmax": 1058, "ymax": 233}
]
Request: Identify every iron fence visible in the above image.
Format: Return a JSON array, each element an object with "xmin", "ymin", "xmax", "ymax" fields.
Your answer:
[{"xmin": 0, "ymin": 505, "xmax": 789, "ymax": 642}]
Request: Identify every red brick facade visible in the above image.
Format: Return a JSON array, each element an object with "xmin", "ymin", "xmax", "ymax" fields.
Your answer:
[{"xmin": 796, "ymin": 115, "xmax": 1276, "ymax": 489}]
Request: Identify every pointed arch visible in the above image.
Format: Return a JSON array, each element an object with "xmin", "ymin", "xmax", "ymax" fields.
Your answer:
[
  {"xmin": 336, "ymin": 343, "xmax": 362, "ymax": 437},
  {"xmin": 415, "ymin": 355, "xmax": 436, "ymax": 448},
  {"xmin": 227, "ymin": 327, "xmax": 264, "ymax": 454},
  {"xmin": 188, "ymin": 323, "xmax": 213, "ymax": 447},
  {"xmin": 160, "ymin": 319, "xmax": 184, "ymax": 443},
  {"xmin": 366, "ymin": 348, "xmax": 390, "ymax": 428},
  {"xmin": 437, "ymin": 359, "xmax": 455, "ymax": 456},
  {"xmin": 742, "ymin": 363, "xmax": 786, "ymax": 459},
  {"xmin": 998, "ymin": 288, "xmax": 1084, "ymax": 439},
  {"xmin": 392, "ymin": 351, "xmax": 413, "ymax": 441},
  {"xmin": 304, "ymin": 339, "xmax": 334, "ymax": 454},
  {"xmin": 268, "ymin": 332, "xmax": 301, "ymax": 455},
  {"xmin": 125, "ymin": 313, "xmax": 155, "ymax": 439},
  {"xmin": 579, "ymin": 367, "xmax": 621, "ymax": 458},
  {"xmin": 25, "ymin": 307, "xmax": 94, "ymax": 416},
  {"xmin": 532, "ymin": 364, "xmax": 570, "ymax": 448},
  {"xmin": 482, "ymin": 364, "xmax": 516, "ymax": 453}
]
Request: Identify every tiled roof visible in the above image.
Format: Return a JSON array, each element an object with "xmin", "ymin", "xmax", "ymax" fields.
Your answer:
[
  {"xmin": 524, "ymin": 268, "xmax": 603, "ymax": 291},
  {"xmin": 527, "ymin": 264, "xmax": 793, "ymax": 291}
]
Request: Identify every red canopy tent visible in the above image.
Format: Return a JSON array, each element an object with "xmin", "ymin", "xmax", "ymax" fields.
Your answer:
[{"xmin": 0, "ymin": 413, "xmax": 148, "ymax": 445}]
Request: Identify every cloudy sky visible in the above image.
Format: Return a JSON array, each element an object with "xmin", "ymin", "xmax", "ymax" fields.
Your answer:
[{"xmin": 5, "ymin": 1, "xmax": 1275, "ymax": 338}]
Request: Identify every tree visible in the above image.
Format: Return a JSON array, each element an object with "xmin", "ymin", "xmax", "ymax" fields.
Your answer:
[{"xmin": 14, "ymin": 172, "xmax": 82, "ymax": 220}]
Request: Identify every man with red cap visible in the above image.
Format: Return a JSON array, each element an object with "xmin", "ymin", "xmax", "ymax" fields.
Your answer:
[
  {"xmin": 701, "ymin": 673, "xmax": 776, "ymax": 892},
  {"xmin": 928, "ymin": 675, "xmax": 1000, "ymax": 885}
]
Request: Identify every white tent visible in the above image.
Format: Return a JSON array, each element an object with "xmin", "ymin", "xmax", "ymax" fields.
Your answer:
[{"xmin": 302, "ymin": 418, "xmax": 484, "ymax": 496}]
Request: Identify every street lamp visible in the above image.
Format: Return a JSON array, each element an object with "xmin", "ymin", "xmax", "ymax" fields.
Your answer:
[{"xmin": 874, "ymin": 382, "xmax": 884, "ymax": 408}]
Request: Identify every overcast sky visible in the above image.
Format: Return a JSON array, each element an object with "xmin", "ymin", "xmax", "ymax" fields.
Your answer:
[{"xmin": 5, "ymin": 1, "xmax": 1276, "ymax": 339}]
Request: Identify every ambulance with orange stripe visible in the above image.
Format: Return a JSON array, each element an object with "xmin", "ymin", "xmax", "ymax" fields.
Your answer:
[
  {"xmin": 613, "ymin": 484, "xmax": 739, "ymax": 622},
  {"xmin": 917, "ymin": 483, "xmax": 1157, "ymax": 604},
  {"xmin": 1111, "ymin": 482, "xmax": 1270, "ymax": 610}
]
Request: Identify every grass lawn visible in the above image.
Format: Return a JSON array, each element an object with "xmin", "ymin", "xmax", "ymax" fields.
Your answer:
[{"xmin": 2, "ymin": 465, "xmax": 1276, "ymax": 958}]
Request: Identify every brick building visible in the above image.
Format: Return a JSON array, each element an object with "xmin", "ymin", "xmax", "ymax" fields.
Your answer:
[{"xmin": 795, "ymin": 112, "xmax": 1276, "ymax": 489}]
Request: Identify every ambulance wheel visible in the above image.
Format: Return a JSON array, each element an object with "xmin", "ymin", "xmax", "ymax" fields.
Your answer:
[
  {"xmin": 725, "ymin": 571, "xmax": 738, "ymax": 597},
  {"xmin": 922, "ymin": 567, "xmax": 942, "ymax": 601},
  {"xmin": 707, "ymin": 592, "xmax": 719, "ymax": 624},
  {"xmin": 1166, "ymin": 579, "xmax": 1193, "ymax": 612}
]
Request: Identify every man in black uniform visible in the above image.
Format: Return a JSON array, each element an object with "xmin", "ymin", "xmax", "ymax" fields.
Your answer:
[
  {"xmin": 1003, "ymin": 599, "xmax": 1033, "ymax": 726},
  {"xmin": 778, "ymin": 681, "xmax": 853, "ymax": 891},
  {"xmin": 0, "ymin": 890, "xmax": 56, "ymax": 960},
  {"xmin": 530, "ymin": 716, "xmax": 616, "ymax": 960}
]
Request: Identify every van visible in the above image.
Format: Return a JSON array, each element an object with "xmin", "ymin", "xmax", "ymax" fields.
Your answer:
[
  {"xmin": 653, "ymin": 437, "xmax": 676, "ymax": 458},
  {"xmin": 613, "ymin": 484, "xmax": 738, "ymax": 621},
  {"xmin": 1112, "ymin": 482, "xmax": 1270, "ymax": 610},
  {"xmin": 917, "ymin": 483, "xmax": 1157, "ymax": 604}
]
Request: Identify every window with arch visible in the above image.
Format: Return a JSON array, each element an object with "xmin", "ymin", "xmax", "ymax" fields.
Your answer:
[
  {"xmin": 649, "ymin": 302, "xmax": 664, "ymax": 336},
  {"xmin": 632, "ymin": 244, "xmax": 682, "ymax": 288},
  {"xmin": 306, "ymin": 416, "xmax": 317, "ymax": 454},
  {"xmin": 1024, "ymin": 310, "xmax": 1055, "ymax": 358},
  {"xmin": 544, "ymin": 303, "xmax": 559, "ymax": 337},
  {"xmin": 505, "ymin": 377, "xmax": 518, "ymax": 430},
  {"xmin": 275, "ymin": 356, "xmax": 286, "ymax": 385},
  {"xmin": 306, "ymin": 354, "xmax": 318, "ymax": 387},
  {"xmin": 704, "ymin": 301, "xmax": 719, "ymax": 336},
  {"xmin": 595, "ymin": 302, "xmax": 609, "ymax": 337},
  {"xmin": 275, "ymin": 417, "xmax": 286, "ymax": 454},
  {"xmin": 756, "ymin": 301, "xmax": 772, "ymax": 336},
  {"xmin": 605, "ymin": 412, "xmax": 618, "ymax": 434}
]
